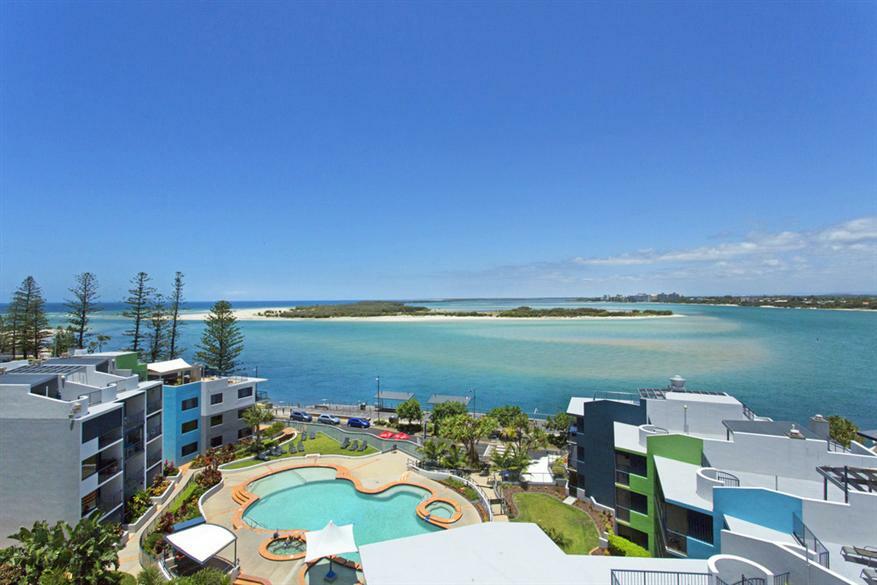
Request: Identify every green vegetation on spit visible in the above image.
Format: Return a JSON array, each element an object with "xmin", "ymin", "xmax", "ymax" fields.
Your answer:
[
  {"xmin": 222, "ymin": 432, "xmax": 378, "ymax": 469},
  {"xmin": 259, "ymin": 301, "xmax": 672, "ymax": 318}
]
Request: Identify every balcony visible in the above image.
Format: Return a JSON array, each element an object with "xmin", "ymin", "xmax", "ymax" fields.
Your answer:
[
  {"xmin": 616, "ymin": 505, "xmax": 631, "ymax": 523},
  {"xmin": 146, "ymin": 419, "xmax": 162, "ymax": 442},
  {"xmin": 147, "ymin": 393, "xmax": 162, "ymax": 415},
  {"xmin": 792, "ymin": 513, "xmax": 829, "ymax": 568},
  {"xmin": 125, "ymin": 439, "xmax": 144, "ymax": 460},
  {"xmin": 97, "ymin": 428, "xmax": 122, "ymax": 450},
  {"xmin": 82, "ymin": 458, "xmax": 121, "ymax": 484},
  {"xmin": 616, "ymin": 468, "xmax": 631, "ymax": 486},
  {"xmin": 665, "ymin": 528, "xmax": 688, "ymax": 556},
  {"xmin": 256, "ymin": 390, "xmax": 270, "ymax": 403},
  {"xmin": 124, "ymin": 410, "xmax": 145, "ymax": 430},
  {"xmin": 82, "ymin": 489, "xmax": 123, "ymax": 518}
]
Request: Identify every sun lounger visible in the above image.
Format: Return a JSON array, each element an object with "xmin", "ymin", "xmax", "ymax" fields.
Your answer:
[
  {"xmin": 310, "ymin": 431, "xmax": 316, "ymax": 440},
  {"xmin": 861, "ymin": 568, "xmax": 877, "ymax": 585},
  {"xmin": 358, "ymin": 440, "xmax": 367, "ymax": 452},
  {"xmin": 341, "ymin": 437, "xmax": 350, "ymax": 449},
  {"xmin": 349, "ymin": 440, "xmax": 359, "ymax": 451},
  {"xmin": 843, "ymin": 546, "xmax": 877, "ymax": 566},
  {"xmin": 301, "ymin": 432, "xmax": 308, "ymax": 441},
  {"xmin": 297, "ymin": 442, "xmax": 305, "ymax": 453},
  {"xmin": 256, "ymin": 451, "xmax": 269, "ymax": 461}
]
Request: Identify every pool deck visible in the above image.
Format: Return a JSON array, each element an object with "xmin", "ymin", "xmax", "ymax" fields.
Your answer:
[{"xmin": 202, "ymin": 450, "xmax": 481, "ymax": 585}]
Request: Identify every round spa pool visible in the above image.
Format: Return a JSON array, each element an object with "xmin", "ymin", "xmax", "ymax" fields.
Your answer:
[{"xmin": 242, "ymin": 467, "xmax": 443, "ymax": 546}]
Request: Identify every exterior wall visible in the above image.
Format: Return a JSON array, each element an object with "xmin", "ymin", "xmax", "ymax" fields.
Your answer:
[
  {"xmin": 645, "ymin": 398, "xmax": 745, "ymax": 438},
  {"xmin": 801, "ymin": 490, "xmax": 877, "ymax": 544},
  {"xmin": 645, "ymin": 434, "xmax": 704, "ymax": 556},
  {"xmin": 703, "ymin": 433, "xmax": 877, "ymax": 482},
  {"xmin": 0, "ymin": 417, "xmax": 81, "ymax": 546},
  {"xmin": 114, "ymin": 352, "xmax": 147, "ymax": 380},
  {"xmin": 162, "ymin": 382, "xmax": 202, "ymax": 465},
  {"xmin": 712, "ymin": 487, "xmax": 803, "ymax": 548},
  {"xmin": 720, "ymin": 531, "xmax": 850, "ymax": 585},
  {"xmin": 574, "ymin": 400, "xmax": 646, "ymax": 507}
]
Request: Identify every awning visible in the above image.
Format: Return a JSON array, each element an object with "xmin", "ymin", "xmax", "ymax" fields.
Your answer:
[
  {"xmin": 147, "ymin": 358, "xmax": 192, "ymax": 375},
  {"xmin": 305, "ymin": 521, "xmax": 357, "ymax": 563},
  {"xmin": 165, "ymin": 523, "xmax": 236, "ymax": 565},
  {"xmin": 427, "ymin": 394, "xmax": 470, "ymax": 406},
  {"xmin": 375, "ymin": 390, "xmax": 414, "ymax": 402}
]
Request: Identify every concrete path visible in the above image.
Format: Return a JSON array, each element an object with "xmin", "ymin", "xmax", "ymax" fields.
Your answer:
[
  {"xmin": 563, "ymin": 496, "xmax": 577, "ymax": 506},
  {"xmin": 469, "ymin": 472, "xmax": 508, "ymax": 522},
  {"xmin": 117, "ymin": 464, "xmax": 195, "ymax": 576}
]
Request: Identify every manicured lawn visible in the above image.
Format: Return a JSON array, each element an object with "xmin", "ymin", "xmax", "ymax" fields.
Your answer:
[
  {"xmin": 511, "ymin": 492, "xmax": 600, "ymax": 555},
  {"xmin": 223, "ymin": 432, "xmax": 378, "ymax": 469}
]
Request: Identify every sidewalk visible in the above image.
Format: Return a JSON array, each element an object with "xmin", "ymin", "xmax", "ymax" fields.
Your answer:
[{"xmin": 117, "ymin": 464, "xmax": 195, "ymax": 576}]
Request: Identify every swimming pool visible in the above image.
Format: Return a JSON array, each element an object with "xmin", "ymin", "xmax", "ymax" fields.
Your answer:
[{"xmin": 243, "ymin": 467, "xmax": 442, "ymax": 546}]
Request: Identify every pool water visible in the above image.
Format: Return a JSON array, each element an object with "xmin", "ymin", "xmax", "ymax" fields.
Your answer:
[
  {"xmin": 425, "ymin": 502, "xmax": 456, "ymax": 519},
  {"xmin": 266, "ymin": 538, "xmax": 306, "ymax": 555},
  {"xmin": 244, "ymin": 470, "xmax": 441, "ymax": 546}
]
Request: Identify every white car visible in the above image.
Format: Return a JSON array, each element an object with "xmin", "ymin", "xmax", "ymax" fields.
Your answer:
[{"xmin": 317, "ymin": 413, "xmax": 341, "ymax": 425}]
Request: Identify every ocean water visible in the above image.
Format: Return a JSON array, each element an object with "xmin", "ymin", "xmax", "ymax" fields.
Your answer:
[{"xmin": 30, "ymin": 299, "xmax": 877, "ymax": 429}]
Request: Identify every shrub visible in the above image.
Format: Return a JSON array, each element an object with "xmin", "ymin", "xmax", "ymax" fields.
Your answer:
[
  {"xmin": 543, "ymin": 526, "xmax": 570, "ymax": 549},
  {"xmin": 266, "ymin": 421, "xmax": 285, "ymax": 438},
  {"xmin": 162, "ymin": 460, "xmax": 179, "ymax": 477},
  {"xmin": 124, "ymin": 490, "xmax": 153, "ymax": 523},
  {"xmin": 828, "ymin": 415, "xmax": 859, "ymax": 447},
  {"xmin": 608, "ymin": 533, "xmax": 650, "ymax": 557}
]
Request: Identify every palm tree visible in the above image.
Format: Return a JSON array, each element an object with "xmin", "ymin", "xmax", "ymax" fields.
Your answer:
[
  {"xmin": 242, "ymin": 404, "xmax": 274, "ymax": 450},
  {"xmin": 440, "ymin": 443, "xmax": 468, "ymax": 471},
  {"xmin": 418, "ymin": 438, "xmax": 447, "ymax": 466}
]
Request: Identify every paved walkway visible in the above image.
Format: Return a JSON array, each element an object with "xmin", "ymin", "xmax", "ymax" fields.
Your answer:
[
  {"xmin": 203, "ymin": 451, "xmax": 482, "ymax": 584},
  {"xmin": 117, "ymin": 464, "xmax": 195, "ymax": 576},
  {"xmin": 469, "ymin": 472, "xmax": 508, "ymax": 522}
]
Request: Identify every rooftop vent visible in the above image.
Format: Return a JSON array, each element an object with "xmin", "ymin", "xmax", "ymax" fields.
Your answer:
[
  {"xmin": 669, "ymin": 375, "xmax": 686, "ymax": 391},
  {"xmin": 788, "ymin": 424, "xmax": 805, "ymax": 440}
]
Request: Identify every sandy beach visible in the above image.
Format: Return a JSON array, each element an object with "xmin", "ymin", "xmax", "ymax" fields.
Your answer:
[{"xmin": 179, "ymin": 307, "xmax": 684, "ymax": 322}]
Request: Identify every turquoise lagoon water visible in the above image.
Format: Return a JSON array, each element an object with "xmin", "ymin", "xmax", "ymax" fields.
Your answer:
[
  {"xmin": 242, "ymin": 468, "xmax": 439, "ymax": 546},
  {"xmin": 41, "ymin": 299, "xmax": 877, "ymax": 428}
]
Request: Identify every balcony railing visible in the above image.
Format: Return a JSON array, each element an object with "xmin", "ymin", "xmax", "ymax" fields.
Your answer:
[
  {"xmin": 147, "ymin": 421, "xmax": 162, "ymax": 442},
  {"xmin": 256, "ymin": 390, "xmax": 270, "ymax": 402},
  {"xmin": 616, "ymin": 468, "xmax": 631, "ymax": 486},
  {"xmin": 792, "ymin": 513, "xmax": 829, "ymax": 568},
  {"xmin": 665, "ymin": 528, "xmax": 688, "ymax": 555},
  {"xmin": 82, "ymin": 490, "xmax": 123, "ymax": 517},
  {"xmin": 147, "ymin": 397, "xmax": 162, "ymax": 415},
  {"xmin": 146, "ymin": 448, "xmax": 162, "ymax": 469},
  {"xmin": 125, "ymin": 440, "xmax": 144, "ymax": 459},
  {"xmin": 97, "ymin": 428, "xmax": 122, "ymax": 450},
  {"xmin": 611, "ymin": 569, "xmax": 711, "ymax": 585},
  {"xmin": 616, "ymin": 505, "xmax": 631, "ymax": 523},
  {"xmin": 124, "ymin": 411, "xmax": 145, "ymax": 430},
  {"xmin": 715, "ymin": 577, "xmax": 766, "ymax": 585},
  {"xmin": 82, "ymin": 458, "xmax": 120, "ymax": 483}
]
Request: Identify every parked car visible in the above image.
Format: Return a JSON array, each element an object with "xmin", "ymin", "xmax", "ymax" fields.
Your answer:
[
  {"xmin": 290, "ymin": 410, "xmax": 312, "ymax": 422},
  {"xmin": 347, "ymin": 417, "xmax": 371, "ymax": 429},
  {"xmin": 317, "ymin": 414, "xmax": 341, "ymax": 425}
]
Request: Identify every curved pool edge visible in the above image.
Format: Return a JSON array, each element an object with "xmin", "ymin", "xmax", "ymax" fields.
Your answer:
[{"xmin": 232, "ymin": 461, "xmax": 463, "ymax": 533}]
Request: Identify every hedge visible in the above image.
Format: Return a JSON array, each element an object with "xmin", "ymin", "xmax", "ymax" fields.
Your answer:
[{"xmin": 608, "ymin": 533, "xmax": 650, "ymax": 557}]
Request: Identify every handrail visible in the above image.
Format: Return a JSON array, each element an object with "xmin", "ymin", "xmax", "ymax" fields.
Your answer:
[
  {"xmin": 610, "ymin": 569, "xmax": 711, "ymax": 585},
  {"xmin": 406, "ymin": 460, "xmax": 494, "ymax": 522},
  {"xmin": 792, "ymin": 512, "xmax": 829, "ymax": 568}
]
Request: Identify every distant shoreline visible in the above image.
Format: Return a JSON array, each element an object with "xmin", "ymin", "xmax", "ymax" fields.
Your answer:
[{"xmin": 178, "ymin": 307, "xmax": 684, "ymax": 322}]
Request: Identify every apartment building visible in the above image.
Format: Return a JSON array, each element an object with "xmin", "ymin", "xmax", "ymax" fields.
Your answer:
[
  {"xmin": 0, "ymin": 352, "xmax": 162, "ymax": 546},
  {"xmin": 567, "ymin": 376, "xmax": 877, "ymax": 585},
  {"xmin": 147, "ymin": 359, "xmax": 268, "ymax": 465}
]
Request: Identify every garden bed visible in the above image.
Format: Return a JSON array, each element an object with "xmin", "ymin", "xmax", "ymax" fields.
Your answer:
[{"xmin": 509, "ymin": 492, "xmax": 600, "ymax": 555}]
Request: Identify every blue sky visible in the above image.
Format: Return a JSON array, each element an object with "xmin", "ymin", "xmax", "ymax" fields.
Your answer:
[{"xmin": 2, "ymin": 1, "xmax": 875, "ymax": 301}]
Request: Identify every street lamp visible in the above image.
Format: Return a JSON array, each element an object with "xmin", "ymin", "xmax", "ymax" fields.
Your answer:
[{"xmin": 376, "ymin": 376, "xmax": 381, "ymax": 412}]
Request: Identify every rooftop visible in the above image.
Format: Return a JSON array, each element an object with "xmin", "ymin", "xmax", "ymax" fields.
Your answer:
[
  {"xmin": 45, "ymin": 356, "xmax": 111, "ymax": 367},
  {"xmin": 723, "ymin": 419, "xmax": 818, "ymax": 439},
  {"xmin": 0, "ymin": 372, "xmax": 58, "ymax": 388},
  {"xmin": 9, "ymin": 364, "xmax": 88, "ymax": 375},
  {"xmin": 427, "ymin": 394, "xmax": 471, "ymax": 405}
]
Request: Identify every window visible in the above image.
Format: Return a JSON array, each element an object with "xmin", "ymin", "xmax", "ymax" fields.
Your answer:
[
  {"xmin": 237, "ymin": 387, "xmax": 253, "ymax": 399},
  {"xmin": 238, "ymin": 427, "xmax": 252, "ymax": 439},
  {"xmin": 181, "ymin": 441, "xmax": 198, "ymax": 457},
  {"xmin": 617, "ymin": 525, "xmax": 649, "ymax": 550},
  {"xmin": 181, "ymin": 420, "xmax": 198, "ymax": 434},
  {"xmin": 210, "ymin": 414, "xmax": 223, "ymax": 427},
  {"xmin": 615, "ymin": 450, "xmax": 647, "ymax": 476},
  {"xmin": 238, "ymin": 408, "xmax": 247, "ymax": 419},
  {"xmin": 210, "ymin": 435, "xmax": 223, "ymax": 448},
  {"xmin": 210, "ymin": 393, "xmax": 223, "ymax": 405},
  {"xmin": 181, "ymin": 397, "xmax": 198, "ymax": 411}
]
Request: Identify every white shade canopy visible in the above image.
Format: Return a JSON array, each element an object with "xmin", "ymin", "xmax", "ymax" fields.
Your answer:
[
  {"xmin": 305, "ymin": 521, "xmax": 357, "ymax": 563},
  {"xmin": 165, "ymin": 523, "xmax": 236, "ymax": 565},
  {"xmin": 147, "ymin": 358, "xmax": 192, "ymax": 374}
]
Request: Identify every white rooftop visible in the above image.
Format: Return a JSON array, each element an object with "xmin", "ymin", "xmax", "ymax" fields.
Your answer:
[
  {"xmin": 663, "ymin": 392, "xmax": 741, "ymax": 405},
  {"xmin": 147, "ymin": 358, "xmax": 192, "ymax": 374},
  {"xmin": 359, "ymin": 522, "xmax": 708, "ymax": 585},
  {"xmin": 567, "ymin": 395, "xmax": 637, "ymax": 416},
  {"xmin": 614, "ymin": 422, "xmax": 646, "ymax": 454},
  {"xmin": 653, "ymin": 456, "xmax": 712, "ymax": 512},
  {"xmin": 165, "ymin": 523, "xmax": 236, "ymax": 565}
]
